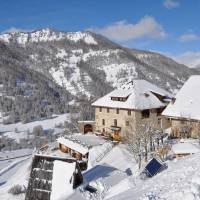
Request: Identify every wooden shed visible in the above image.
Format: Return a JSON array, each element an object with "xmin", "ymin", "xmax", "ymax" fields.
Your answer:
[{"xmin": 57, "ymin": 137, "xmax": 89, "ymax": 161}]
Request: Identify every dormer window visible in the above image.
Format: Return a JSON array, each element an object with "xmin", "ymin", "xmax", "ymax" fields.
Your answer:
[{"xmin": 111, "ymin": 97, "xmax": 127, "ymax": 102}]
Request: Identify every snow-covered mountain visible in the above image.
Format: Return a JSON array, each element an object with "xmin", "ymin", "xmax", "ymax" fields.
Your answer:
[
  {"xmin": 0, "ymin": 28, "xmax": 199, "ymax": 98},
  {"xmin": 0, "ymin": 41, "xmax": 71, "ymax": 124}
]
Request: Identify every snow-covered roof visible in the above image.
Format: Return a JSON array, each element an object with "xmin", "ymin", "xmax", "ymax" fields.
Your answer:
[
  {"xmin": 110, "ymin": 89, "xmax": 132, "ymax": 98},
  {"xmin": 172, "ymin": 142, "xmax": 200, "ymax": 154},
  {"xmin": 57, "ymin": 136, "xmax": 89, "ymax": 155},
  {"xmin": 50, "ymin": 160, "xmax": 76, "ymax": 200},
  {"xmin": 92, "ymin": 80, "xmax": 171, "ymax": 110},
  {"xmin": 162, "ymin": 76, "xmax": 200, "ymax": 121},
  {"xmin": 77, "ymin": 120, "xmax": 95, "ymax": 124}
]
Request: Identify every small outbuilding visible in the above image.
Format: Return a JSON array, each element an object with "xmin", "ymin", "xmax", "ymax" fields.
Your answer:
[
  {"xmin": 172, "ymin": 142, "xmax": 200, "ymax": 157},
  {"xmin": 57, "ymin": 136, "xmax": 89, "ymax": 161}
]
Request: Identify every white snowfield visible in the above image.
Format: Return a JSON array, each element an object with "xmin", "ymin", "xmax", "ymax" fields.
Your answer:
[
  {"xmin": 163, "ymin": 75, "xmax": 200, "ymax": 120},
  {"xmin": 0, "ymin": 113, "xmax": 69, "ymax": 133},
  {"xmin": 92, "ymin": 79, "xmax": 171, "ymax": 110}
]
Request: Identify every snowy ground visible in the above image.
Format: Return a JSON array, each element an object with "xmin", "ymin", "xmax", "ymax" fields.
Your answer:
[
  {"xmin": 0, "ymin": 113, "xmax": 69, "ymax": 143},
  {"xmin": 2, "ymin": 139, "xmax": 200, "ymax": 200},
  {"xmin": 0, "ymin": 113, "xmax": 69, "ymax": 133},
  {"xmin": 0, "ymin": 149, "xmax": 33, "ymax": 200},
  {"xmin": 0, "ymin": 149, "xmax": 33, "ymax": 171},
  {"xmin": 106, "ymin": 152, "xmax": 200, "ymax": 200},
  {"xmin": 71, "ymin": 140, "xmax": 200, "ymax": 200}
]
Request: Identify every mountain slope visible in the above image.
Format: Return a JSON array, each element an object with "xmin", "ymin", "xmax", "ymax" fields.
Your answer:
[
  {"xmin": 0, "ymin": 41, "xmax": 71, "ymax": 123},
  {"xmin": 0, "ymin": 28, "xmax": 199, "ymax": 105}
]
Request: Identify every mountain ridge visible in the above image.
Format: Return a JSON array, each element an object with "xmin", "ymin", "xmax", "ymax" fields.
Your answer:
[{"xmin": 0, "ymin": 28, "xmax": 199, "ymax": 118}]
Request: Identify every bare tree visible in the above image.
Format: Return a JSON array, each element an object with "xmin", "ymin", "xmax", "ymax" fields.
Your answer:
[
  {"xmin": 127, "ymin": 120, "xmax": 164, "ymax": 168},
  {"xmin": 127, "ymin": 127, "xmax": 142, "ymax": 169}
]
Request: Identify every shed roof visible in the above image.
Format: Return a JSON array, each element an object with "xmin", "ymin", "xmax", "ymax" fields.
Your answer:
[
  {"xmin": 57, "ymin": 137, "xmax": 89, "ymax": 155},
  {"xmin": 50, "ymin": 160, "xmax": 76, "ymax": 200}
]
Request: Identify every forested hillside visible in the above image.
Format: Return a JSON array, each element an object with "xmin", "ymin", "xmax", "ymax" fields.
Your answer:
[{"xmin": 0, "ymin": 41, "xmax": 72, "ymax": 124}]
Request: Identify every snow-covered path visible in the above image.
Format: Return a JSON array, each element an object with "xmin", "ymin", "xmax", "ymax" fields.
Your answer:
[
  {"xmin": 0, "ymin": 157, "xmax": 31, "ymax": 200},
  {"xmin": 0, "ymin": 149, "xmax": 33, "ymax": 200},
  {"xmin": 0, "ymin": 157, "xmax": 30, "ymax": 186}
]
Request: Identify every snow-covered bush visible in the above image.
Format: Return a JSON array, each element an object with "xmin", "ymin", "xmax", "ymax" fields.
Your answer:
[
  {"xmin": 33, "ymin": 125, "xmax": 44, "ymax": 137},
  {"xmin": 8, "ymin": 184, "xmax": 25, "ymax": 195}
]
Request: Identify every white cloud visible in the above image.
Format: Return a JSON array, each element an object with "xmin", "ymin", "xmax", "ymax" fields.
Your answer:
[
  {"xmin": 1, "ymin": 27, "xmax": 32, "ymax": 34},
  {"xmin": 164, "ymin": 0, "xmax": 180, "ymax": 9},
  {"xmin": 91, "ymin": 16, "xmax": 167, "ymax": 42},
  {"xmin": 179, "ymin": 33, "xmax": 200, "ymax": 42},
  {"xmin": 174, "ymin": 52, "xmax": 200, "ymax": 68}
]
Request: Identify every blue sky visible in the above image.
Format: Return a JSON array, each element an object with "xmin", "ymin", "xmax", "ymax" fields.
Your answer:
[{"xmin": 0, "ymin": 0, "xmax": 200, "ymax": 66}]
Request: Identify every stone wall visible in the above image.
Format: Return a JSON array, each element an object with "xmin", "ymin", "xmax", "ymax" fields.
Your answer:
[
  {"xmin": 171, "ymin": 119, "xmax": 200, "ymax": 138},
  {"xmin": 94, "ymin": 107, "xmax": 170, "ymax": 139}
]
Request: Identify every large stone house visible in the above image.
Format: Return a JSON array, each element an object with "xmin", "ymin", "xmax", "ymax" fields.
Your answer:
[
  {"xmin": 162, "ymin": 75, "xmax": 200, "ymax": 138},
  {"xmin": 92, "ymin": 80, "xmax": 171, "ymax": 140}
]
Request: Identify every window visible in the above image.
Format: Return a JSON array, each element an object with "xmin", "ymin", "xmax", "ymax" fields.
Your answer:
[
  {"xmin": 99, "ymin": 107, "xmax": 102, "ymax": 112},
  {"xmin": 102, "ymin": 128, "xmax": 105, "ymax": 133},
  {"xmin": 111, "ymin": 97, "xmax": 127, "ymax": 102},
  {"xmin": 128, "ymin": 110, "xmax": 131, "ymax": 116},
  {"xmin": 102, "ymin": 119, "xmax": 105, "ymax": 125},
  {"xmin": 141, "ymin": 109, "xmax": 150, "ymax": 118},
  {"xmin": 116, "ymin": 109, "xmax": 119, "ymax": 114},
  {"xmin": 114, "ymin": 119, "xmax": 117, "ymax": 126},
  {"xmin": 126, "ymin": 121, "xmax": 129, "ymax": 126},
  {"xmin": 181, "ymin": 120, "xmax": 185, "ymax": 124},
  {"xmin": 107, "ymin": 108, "xmax": 110, "ymax": 113}
]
